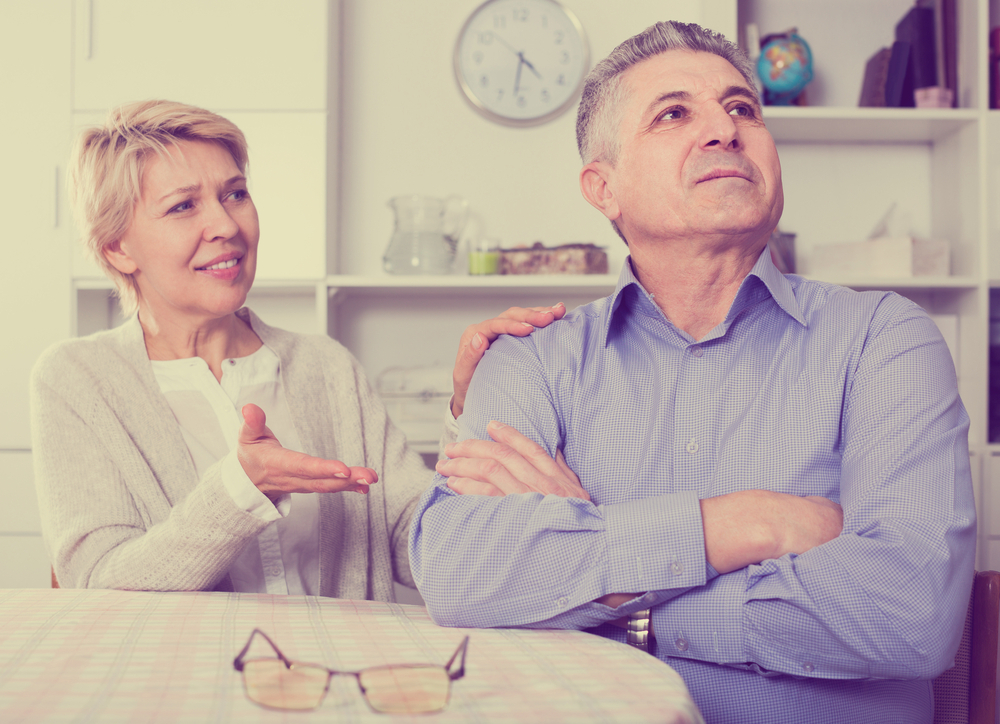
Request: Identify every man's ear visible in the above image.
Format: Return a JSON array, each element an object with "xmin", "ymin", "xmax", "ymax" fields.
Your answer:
[
  {"xmin": 102, "ymin": 239, "xmax": 138, "ymax": 275},
  {"xmin": 580, "ymin": 161, "xmax": 621, "ymax": 222}
]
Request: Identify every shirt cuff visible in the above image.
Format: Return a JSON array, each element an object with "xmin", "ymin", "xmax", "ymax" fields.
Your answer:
[
  {"xmin": 600, "ymin": 490, "xmax": 707, "ymax": 593},
  {"xmin": 443, "ymin": 398, "xmax": 460, "ymax": 438},
  {"xmin": 651, "ymin": 568, "xmax": 746, "ymax": 664},
  {"xmin": 221, "ymin": 449, "xmax": 288, "ymax": 520}
]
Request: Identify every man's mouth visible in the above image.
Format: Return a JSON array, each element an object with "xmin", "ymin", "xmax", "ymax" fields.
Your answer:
[{"xmin": 698, "ymin": 169, "xmax": 750, "ymax": 183}]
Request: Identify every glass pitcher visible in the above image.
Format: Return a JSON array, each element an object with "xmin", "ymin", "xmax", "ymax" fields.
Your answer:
[{"xmin": 383, "ymin": 195, "xmax": 468, "ymax": 275}]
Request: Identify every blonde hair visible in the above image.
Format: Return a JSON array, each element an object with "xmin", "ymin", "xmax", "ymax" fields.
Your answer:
[{"xmin": 68, "ymin": 100, "xmax": 249, "ymax": 315}]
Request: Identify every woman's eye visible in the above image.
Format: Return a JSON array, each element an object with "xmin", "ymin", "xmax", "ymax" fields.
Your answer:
[
  {"xmin": 227, "ymin": 189, "xmax": 249, "ymax": 202},
  {"xmin": 168, "ymin": 201, "xmax": 193, "ymax": 214}
]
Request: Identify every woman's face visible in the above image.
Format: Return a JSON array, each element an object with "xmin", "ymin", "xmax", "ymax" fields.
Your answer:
[{"xmin": 108, "ymin": 139, "xmax": 259, "ymax": 328}]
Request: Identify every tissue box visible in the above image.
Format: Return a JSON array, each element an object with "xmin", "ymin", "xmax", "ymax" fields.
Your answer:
[
  {"xmin": 498, "ymin": 243, "xmax": 608, "ymax": 275},
  {"xmin": 810, "ymin": 236, "xmax": 949, "ymax": 278}
]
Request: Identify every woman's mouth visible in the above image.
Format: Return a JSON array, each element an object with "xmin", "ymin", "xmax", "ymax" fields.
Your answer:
[{"xmin": 198, "ymin": 258, "xmax": 239, "ymax": 271}]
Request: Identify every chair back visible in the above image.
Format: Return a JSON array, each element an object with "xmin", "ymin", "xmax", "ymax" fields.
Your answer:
[{"xmin": 932, "ymin": 570, "xmax": 999, "ymax": 724}]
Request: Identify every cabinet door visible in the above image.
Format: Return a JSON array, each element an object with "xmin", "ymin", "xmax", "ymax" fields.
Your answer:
[
  {"xmin": 218, "ymin": 112, "xmax": 328, "ymax": 279},
  {"xmin": 72, "ymin": 0, "xmax": 328, "ymax": 112},
  {"xmin": 0, "ymin": 3, "xmax": 72, "ymax": 449}
]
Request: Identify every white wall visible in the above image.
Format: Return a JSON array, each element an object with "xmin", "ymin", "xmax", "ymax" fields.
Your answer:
[{"xmin": 338, "ymin": 0, "xmax": 721, "ymax": 278}]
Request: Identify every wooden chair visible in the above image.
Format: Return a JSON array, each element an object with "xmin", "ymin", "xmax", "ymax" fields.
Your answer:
[{"xmin": 933, "ymin": 570, "xmax": 1000, "ymax": 724}]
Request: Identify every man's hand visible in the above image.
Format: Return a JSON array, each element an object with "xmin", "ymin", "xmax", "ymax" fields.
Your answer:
[
  {"xmin": 237, "ymin": 404, "xmax": 377, "ymax": 499},
  {"xmin": 437, "ymin": 420, "xmax": 589, "ymax": 500},
  {"xmin": 701, "ymin": 489, "xmax": 843, "ymax": 573},
  {"xmin": 452, "ymin": 304, "xmax": 566, "ymax": 418}
]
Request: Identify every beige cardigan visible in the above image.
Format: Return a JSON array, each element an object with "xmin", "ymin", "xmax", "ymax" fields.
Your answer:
[{"xmin": 30, "ymin": 308, "xmax": 434, "ymax": 601}]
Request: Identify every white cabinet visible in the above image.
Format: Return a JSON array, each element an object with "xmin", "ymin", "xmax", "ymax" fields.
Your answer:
[
  {"xmin": 0, "ymin": 4, "xmax": 72, "ymax": 588},
  {"xmin": 71, "ymin": 0, "xmax": 329, "ymax": 112}
]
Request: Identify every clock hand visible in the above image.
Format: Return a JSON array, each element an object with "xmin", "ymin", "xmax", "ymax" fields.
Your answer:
[
  {"xmin": 514, "ymin": 56, "xmax": 524, "ymax": 95},
  {"xmin": 492, "ymin": 33, "xmax": 520, "ymax": 57},
  {"xmin": 519, "ymin": 53, "xmax": 543, "ymax": 79}
]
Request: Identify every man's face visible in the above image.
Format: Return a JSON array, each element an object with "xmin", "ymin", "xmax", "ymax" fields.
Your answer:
[{"xmin": 594, "ymin": 50, "xmax": 783, "ymax": 248}]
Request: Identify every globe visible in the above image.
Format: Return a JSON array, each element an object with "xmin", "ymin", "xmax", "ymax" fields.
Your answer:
[{"xmin": 757, "ymin": 33, "xmax": 813, "ymax": 105}]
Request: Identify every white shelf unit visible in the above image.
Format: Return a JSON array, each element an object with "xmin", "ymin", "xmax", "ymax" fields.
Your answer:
[{"xmin": 6, "ymin": 0, "xmax": 1000, "ymax": 586}]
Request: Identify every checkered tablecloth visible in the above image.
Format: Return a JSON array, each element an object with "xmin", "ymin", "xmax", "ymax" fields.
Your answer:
[{"xmin": 0, "ymin": 589, "xmax": 702, "ymax": 723}]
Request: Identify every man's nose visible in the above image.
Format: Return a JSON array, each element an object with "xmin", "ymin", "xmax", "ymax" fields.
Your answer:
[{"xmin": 698, "ymin": 104, "xmax": 740, "ymax": 150}]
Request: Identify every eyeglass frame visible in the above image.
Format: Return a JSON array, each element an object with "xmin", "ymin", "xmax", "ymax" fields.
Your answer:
[{"xmin": 232, "ymin": 628, "xmax": 470, "ymax": 713}]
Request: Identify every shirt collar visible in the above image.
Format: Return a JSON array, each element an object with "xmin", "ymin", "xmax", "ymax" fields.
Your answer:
[{"xmin": 602, "ymin": 247, "xmax": 807, "ymax": 346}]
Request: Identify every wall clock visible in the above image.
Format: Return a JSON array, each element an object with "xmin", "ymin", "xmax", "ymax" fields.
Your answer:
[{"xmin": 454, "ymin": 0, "xmax": 589, "ymax": 127}]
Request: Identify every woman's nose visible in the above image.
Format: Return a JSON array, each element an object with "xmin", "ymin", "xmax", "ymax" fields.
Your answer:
[{"xmin": 203, "ymin": 200, "xmax": 240, "ymax": 241}]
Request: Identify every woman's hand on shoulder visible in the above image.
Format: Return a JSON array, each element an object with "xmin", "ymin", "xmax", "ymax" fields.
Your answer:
[
  {"xmin": 452, "ymin": 303, "xmax": 565, "ymax": 418},
  {"xmin": 237, "ymin": 404, "xmax": 377, "ymax": 497}
]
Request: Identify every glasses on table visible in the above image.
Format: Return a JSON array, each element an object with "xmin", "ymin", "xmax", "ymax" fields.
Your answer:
[{"xmin": 233, "ymin": 628, "xmax": 469, "ymax": 714}]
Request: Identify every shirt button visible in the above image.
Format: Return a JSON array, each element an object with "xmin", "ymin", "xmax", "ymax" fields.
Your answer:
[
  {"xmin": 686, "ymin": 440, "xmax": 699, "ymax": 454},
  {"xmin": 675, "ymin": 638, "xmax": 689, "ymax": 652},
  {"xmin": 689, "ymin": 345, "xmax": 704, "ymax": 358},
  {"xmin": 268, "ymin": 567, "xmax": 281, "ymax": 577},
  {"xmin": 557, "ymin": 596, "xmax": 569, "ymax": 607},
  {"xmin": 228, "ymin": 359, "xmax": 237, "ymax": 366},
  {"xmin": 802, "ymin": 662, "xmax": 815, "ymax": 673},
  {"xmin": 670, "ymin": 561, "xmax": 684, "ymax": 576}
]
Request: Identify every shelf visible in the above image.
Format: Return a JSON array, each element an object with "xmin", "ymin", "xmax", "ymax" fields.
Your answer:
[
  {"xmin": 761, "ymin": 107, "xmax": 980, "ymax": 144},
  {"xmin": 798, "ymin": 275, "xmax": 980, "ymax": 290},
  {"xmin": 326, "ymin": 274, "xmax": 620, "ymax": 295}
]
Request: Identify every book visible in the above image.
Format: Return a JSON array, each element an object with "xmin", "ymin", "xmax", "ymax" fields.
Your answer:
[
  {"xmin": 859, "ymin": 47, "xmax": 891, "ymax": 107},
  {"xmin": 895, "ymin": 5, "xmax": 938, "ymax": 104},
  {"xmin": 884, "ymin": 41, "xmax": 912, "ymax": 107}
]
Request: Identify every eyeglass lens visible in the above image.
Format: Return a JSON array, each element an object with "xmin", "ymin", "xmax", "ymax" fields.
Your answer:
[
  {"xmin": 359, "ymin": 665, "xmax": 451, "ymax": 714},
  {"xmin": 243, "ymin": 660, "xmax": 451, "ymax": 714},
  {"xmin": 243, "ymin": 660, "xmax": 330, "ymax": 711}
]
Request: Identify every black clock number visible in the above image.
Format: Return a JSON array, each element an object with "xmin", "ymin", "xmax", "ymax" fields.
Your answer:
[
  {"xmin": 512, "ymin": 7, "xmax": 528, "ymax": 21},
  {"xmin": 556, "ymin": 74, "xmax": 566, "ymax": 85},
  {"xmin": 554, "ymin": 30, "xmax": 564, "ymax": 44},
  {"xmin": 473, "ymin": 51, "xmax": 484, "ymax": 64},
  {"xmin": 541, "ymin": 88, "xmax": 550, "ymax": 102},
  {"xmin": 478, "ymin": 32, "xmax": 493, "ymax": 45},
  {"xmin": 560, "ymin": 51, "xmax": 570, "ymax": 64},
  {"xmin": 517, "ymin": 95, "xmax": 527, "ymax": 108},
  {"xmin": 493, "ymin": 14, "xmax": 506, "ymax": 29},
  {"xmin": 480, "ymin": 75, "xmax": 489, "ymax": 87}
]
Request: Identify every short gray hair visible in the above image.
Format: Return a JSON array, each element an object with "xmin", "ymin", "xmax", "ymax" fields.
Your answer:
[{"xmin": 576, "ymin": 21, "xmax": 756, "ymax": 167}]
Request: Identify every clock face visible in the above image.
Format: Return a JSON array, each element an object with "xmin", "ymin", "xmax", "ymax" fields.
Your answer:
[{"xmin": 454, "ymin": 0, "xmax": 589, "ymax": 126}]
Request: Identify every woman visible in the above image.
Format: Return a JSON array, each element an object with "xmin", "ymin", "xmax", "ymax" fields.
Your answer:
[{"xmin": 31, "ymin": 99, "xmax": 563, "ymax": 598}]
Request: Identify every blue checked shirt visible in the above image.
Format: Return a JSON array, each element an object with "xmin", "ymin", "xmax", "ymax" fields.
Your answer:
[{"xmin": 410, "ymin": 250, "xmax": 976, "ymax": 724}]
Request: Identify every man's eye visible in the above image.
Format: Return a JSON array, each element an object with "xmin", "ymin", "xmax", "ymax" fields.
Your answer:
[
  {"xmin": 729, "ymin": 104, "xmax": 754, "ymax": 118},
  {"xmin": 658, "ymin": 107, "xmax": 685, "ymax": 122}
]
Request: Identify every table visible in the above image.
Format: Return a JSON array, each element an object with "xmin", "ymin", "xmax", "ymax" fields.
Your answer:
[{"xmin": 0, "ymin": 589, "xmax": 703, "ymax": 723}]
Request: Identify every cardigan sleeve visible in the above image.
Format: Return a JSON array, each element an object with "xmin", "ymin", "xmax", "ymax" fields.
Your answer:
[{"xmin": 30, "ymin": 342, "xmax": 272, "ymax": 591}]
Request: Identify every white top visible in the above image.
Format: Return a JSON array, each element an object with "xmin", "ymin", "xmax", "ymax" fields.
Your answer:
[{"xmin": 151, "ymin": 345, "xmax": 320, "ymax": 595}]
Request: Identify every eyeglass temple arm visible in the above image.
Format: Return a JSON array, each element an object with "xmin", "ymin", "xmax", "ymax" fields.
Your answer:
[
  {"xmin": 233, "ymin": 628, "xmax": 295, "ymax": 672},
  {"xmin": 445, "ymin": 636, "xmax": 470, "ymax": 681}
]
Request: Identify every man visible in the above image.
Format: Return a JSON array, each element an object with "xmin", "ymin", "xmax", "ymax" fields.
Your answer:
[{"xmin": 409, "ymin": 21, "xmax": 975, "ymax": 724}]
